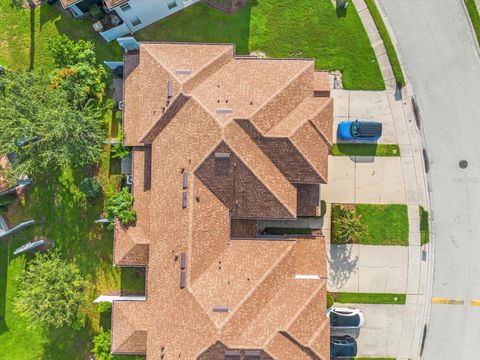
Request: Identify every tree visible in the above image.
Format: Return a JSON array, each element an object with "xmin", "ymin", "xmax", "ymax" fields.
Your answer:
[
  {"xmin": 14, "ymin": 250, "xmax": 86, "ymax": 328},
  {"xmin": 48, "ymin": 35, "xmax": 107, "ymax": 103},
  {"xmin": 105, "ymin": 187, "xmax": 136, "ymax": 229},
  {"xmin": 92, "ymin": 329, "xmax": 113, "ymax": 360},
  {"xmin": 80, "ymin": 177, "xmax": 102, "ymax": 198},
  {"xmin": 0, "ymin": 71, "xmax": 104, "ymax": 178}
]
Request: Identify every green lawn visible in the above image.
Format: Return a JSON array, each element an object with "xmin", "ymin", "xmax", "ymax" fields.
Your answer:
[
  {"xmin": 465, "ymin": 0, "xmax": 480, "ymax": 44},
  {"xmin": 136, "ymin": 0, "xmax": 385, "ymax": 90},
  {"xmin": 0, "ymin": 1, "xmax": 121, "ymax": 70},
  {"xmin": 332, "ymin": 204, "xmax": 409, "ymax": 245},
  {"xmin": 333, "ymin": 292, "xmax": 406, "ymax": 304},
  {"xmin": 364, "ymin": 0, "xmax": 405, "ymax": 86},
  {"xmin": 419, "ymin": 205, "xmax": 430, "ymax": 245},
  {"xmin": 331, "ymin": 144, "xmax": 400, "ymax": 157}
]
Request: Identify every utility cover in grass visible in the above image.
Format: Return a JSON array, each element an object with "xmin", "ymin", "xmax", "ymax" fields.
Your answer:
[{"xmin": 332, "ymin": 204, "xmax": 409, "ymax": 246}]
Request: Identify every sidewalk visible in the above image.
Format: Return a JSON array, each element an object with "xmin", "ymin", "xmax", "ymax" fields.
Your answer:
[{"xmin": 353, "ymin": 0, "xmax": 397, "ymax": 89}]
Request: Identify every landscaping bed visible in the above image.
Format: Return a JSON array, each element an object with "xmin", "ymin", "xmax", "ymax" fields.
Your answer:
[
  {"xmin": 465, "ymin": 0, "xmax": 480, "ymax": 44},
  {"xmin": 331, "ymin": 144, "xmax": 400, "ymax": 157},
  {"xmin": 136, "ymin": 0, "xmax": 384, "ymax": 90},
  {"xmin": 419, "ymin": 205, "xmax": 429, "ymax": 245},
  {"xmin": 332, "ymin": 204, "xmax": 409, "ymax": 246}
]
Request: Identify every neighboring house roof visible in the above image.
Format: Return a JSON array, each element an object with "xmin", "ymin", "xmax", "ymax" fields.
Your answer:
[
  {"xmin": 59, "ymin": 0, "xmax": 81, "ymax": 8},
  {"xmin": 113, "ymin": 42, "xmax": 332, "ymax": 360}
]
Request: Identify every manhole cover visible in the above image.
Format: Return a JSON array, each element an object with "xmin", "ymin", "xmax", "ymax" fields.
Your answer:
[{"xmin": 459, "ymin": 160, "xmax": 468, "ymax": 169}]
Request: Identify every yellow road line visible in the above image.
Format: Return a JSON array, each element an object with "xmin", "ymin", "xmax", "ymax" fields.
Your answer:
[
  {"xmin": 431, "ymin": 297, "xmax": 464, "ymax": 305},
  {"xmin": 470, "ymin": 299, "xmax": 480, "ymax": 306}
]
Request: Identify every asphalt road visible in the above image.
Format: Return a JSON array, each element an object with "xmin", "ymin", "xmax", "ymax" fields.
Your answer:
[{"xmin": 378, "ymin": 1, "xmax": 480, "ymax": 359}]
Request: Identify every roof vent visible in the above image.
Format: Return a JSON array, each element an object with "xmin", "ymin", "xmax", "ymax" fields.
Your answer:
[
  {"xmin": 180, "ymin": 270, "xmax": 185, "ymax": 289},
  {"xmin": 182, "ymin": 172, "xmax": 188, "ymax": 189},
  {"xmin": 175, "ymin": 69, "xmax": 191, "ymax": 75},
  {"xmin": 180, "ymin": 252, "xmax": 186, "ymax": 270},
  {"xmin": 294, "ymin": 274, "xmax": 320, "ymax": 280},
  {"xmin": 215, "ymin": 152, "xmax": 230, "ymax": 159},
  {"xmin": 216, "ymin": 107, "xmax": 233, "ymax": 114},
  {"xmin": 245, "ymin": 350, "xmax": 261, "ymax": 358},
  {"xmin": 167, "ymin": 80, "xmax": 173, "ymax": 98},
  {"xmin": 182, "ymin": 190, "xmax": 187, "ymax": 208},
  {"xmin": 225, "ymin": 350, "xmax": 241, "ymax": 357},
  {"xmin": 212, "ymin": 305, "xmax": 229, "ymax": 313}
]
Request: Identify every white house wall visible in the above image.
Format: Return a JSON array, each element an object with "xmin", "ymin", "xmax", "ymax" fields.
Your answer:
[{"xmin": 113, "ymin": 0, "xmax": 200, "ymax": 33}]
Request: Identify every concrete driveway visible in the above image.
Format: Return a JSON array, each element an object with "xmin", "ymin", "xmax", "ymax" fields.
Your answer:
[
  {"xmin": 332, "ymin": 90, "xmax": 399, "ymax": 144},
  {"xmin": 338, "ymin": 303, "xmax": 405, "ymax": 358},
  {"xmin": 328, "ymin": 244, "xmax": 408, "ymax": 293},
  {"xmin": 324, "ymin": 156, "xmax": 406, "ymax": 204}
]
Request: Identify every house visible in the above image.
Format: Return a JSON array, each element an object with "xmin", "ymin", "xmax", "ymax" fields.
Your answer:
[
  {"xmin": 59, "ymin": 0, "xmax": 200, "ymax": 41},
  {"xmin": 111, "ymin": 42, "xmax": 333, "ymax": 359}
]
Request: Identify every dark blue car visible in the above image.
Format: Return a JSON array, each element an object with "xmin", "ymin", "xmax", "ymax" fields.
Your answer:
[
  {"xmin": 330, "ymin": 336, "xmax": 357, "ymax": 358},
  {"xmin": 338, "ymin": 120, "xmax": 382, "ymax": 141}
]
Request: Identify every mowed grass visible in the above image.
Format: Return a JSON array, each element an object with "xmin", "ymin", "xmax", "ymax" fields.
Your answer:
[
  {"xmin": 331, "ymin": 143, "xmax": 400, "ymax": 157},
  {"xmin": 0, "ymin": 0, "xmax": 121, "ymax": 70},
  {"xmin": 136, "ymin": 0, "xmax": 384, "ymax": 90},
  {"xmin": 332, "ymin": 204, "xmax": 409, "ymax": 246},
  {"xmin": 364, "ymin": 0, "xmax": 405, "ymax": 86},
  {"xmin": 333, "ymin": 292, "xmax": 406, "ymax": 305},
  {"xmin": 420, "ymin": 205, "xmax": 430, "ymax": 245}
]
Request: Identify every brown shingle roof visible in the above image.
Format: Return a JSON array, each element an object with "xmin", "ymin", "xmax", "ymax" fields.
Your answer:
[{"xmin": 113, "ymin": 42, "xmax": 332, "ymax": 360}]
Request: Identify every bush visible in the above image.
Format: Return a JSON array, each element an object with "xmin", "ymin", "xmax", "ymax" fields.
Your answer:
[
  {"xmin": 92, "ymin": 329, "xmax": 113, "ymax": 360},
  {"xmin": 105, "ymin": 187, "xmax": 136, "ymax": 228},
  {"xmin": 327, "ymin": 293, "xmax": 334, "ymax": 308},
  {"xmin": 48, "ymin": 35, "xmax": 107, "ymax": 103},
  {"xmin": 97, "ymin": 301, "xmax": 112, "ymax": 313},
  {"xmin": 80, "ymin": 177, "xmax": 102, "ymax": 198},
  {"xmin": 320, "ymin": 200, "xmax": 327, "ymax": 217},
  {"xmin": 332, "ymin": 205, "xmax": 365, "ymax": 244},
  {"xmin": 111, "ymin": 142, "xmax": 130, "ymax": 159},
  {"xmin": 0, "ymin": 193, "xmax": 16, "ymax": 207},
  {"xmin": 14, "ymin": 250, "xmax": 86, "ymax": 328}
]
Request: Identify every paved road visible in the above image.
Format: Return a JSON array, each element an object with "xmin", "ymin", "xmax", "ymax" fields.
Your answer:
[{"xmin": 378, "ymin": 1, "xmax": 480, "ymax": 359}]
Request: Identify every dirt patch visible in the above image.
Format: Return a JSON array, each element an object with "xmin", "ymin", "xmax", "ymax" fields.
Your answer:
[{"xmin": 202, "ymin": 0, "xmax": 246, "ymax": 14}]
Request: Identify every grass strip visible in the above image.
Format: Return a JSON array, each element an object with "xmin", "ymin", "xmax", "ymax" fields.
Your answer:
[
  {"xmin": 333, "ymin": 292, "xmax": 406, "ymax": 304},
  {"xmin": 419, "ymin": 205, "xmax": 430, "ymax": 245},
  {"xmin": 331, "ymin": 143, "xmax": 400, "ymax": 156},
  {"xmin": 332, "ymin": 204, "xmax": 409, "ymax": 246},
  {"xmin": 364, "ymin": 0, "xmax": 405, "ymax": 86},
  {"xmin": 464, "ymin": 0, "xmax": 480, "ymax": 45}
]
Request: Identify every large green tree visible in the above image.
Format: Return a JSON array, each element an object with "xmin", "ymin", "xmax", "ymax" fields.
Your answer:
[
  {"xmin": 14, "ymin": 250, "xmax": 86, "ymax": 328},
  {"xmin": 0, "ymin": 70, "xmax": 104, "ymax": 178}
]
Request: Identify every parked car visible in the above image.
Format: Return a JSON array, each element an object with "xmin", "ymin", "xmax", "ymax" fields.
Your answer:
[
  {"xmin": 328, "ymin": 307, "xmax": 364, "ymax": 337},
  {"xmin": 330, "ymin": 336, "xmax": 357, "ymax": 358},
  {"xmin": 337, "ymin": 120, "xmax": 382, "ymax": 140}
]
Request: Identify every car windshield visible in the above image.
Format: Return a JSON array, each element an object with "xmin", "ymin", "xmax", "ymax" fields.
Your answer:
[
  {"xmin": 350, "ymin": 122, "xmax": 360, "ymax": 136},
  {"xmin": 330, "ymin": 312, "xmax": 360, "ymax": 327}
]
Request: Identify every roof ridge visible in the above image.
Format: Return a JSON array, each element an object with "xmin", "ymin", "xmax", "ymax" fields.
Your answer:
[
  {"xmin": 268, "ymin": 97, "xmax": 331, "ymax": 138},
  {"xmin": 219, "ymin": 242, "xmax": 296, "ymax": 329},
  {"xmin": 142, "ymin": 43, "xmax": 181, "ymax": 82},
  {"xmin": 139, "ymin": 92, "xmax": 188, "ymax": 143},
  {"xmin": 225, "ymin": 122, "xmax": 297, "ymax": 217},
  {"xmin": 289, "ymin": 122, "xmax": 328, "ymax": 184},
  {"xmin": 183, "ymin": 46, "xmax": 233, "ymax": 92},
  {"xmin": 248, "ymin": 61, "xmax": 313, "ymax": 132}
]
